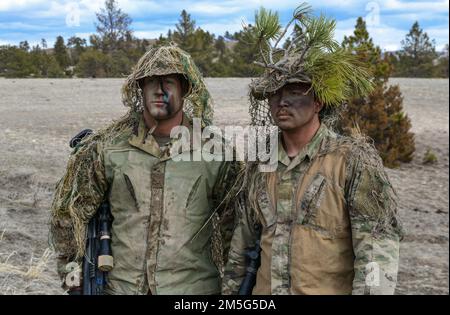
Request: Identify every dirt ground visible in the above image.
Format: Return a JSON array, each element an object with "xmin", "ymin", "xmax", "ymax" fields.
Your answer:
[{"xmin": 0, "ymin": 78, "xmax": 448, "ymax": 295}]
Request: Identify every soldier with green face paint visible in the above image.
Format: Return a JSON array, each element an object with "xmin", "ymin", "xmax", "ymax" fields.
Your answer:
[
  {"xmin": 222, "ymin": 4, "xmax": 403, "ymax": 295},
  {"xmin": 50, "ymin": 45, "xmax": 238, "ymax": 295}
]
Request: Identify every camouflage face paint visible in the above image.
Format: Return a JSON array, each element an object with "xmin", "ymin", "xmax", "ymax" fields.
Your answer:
[
  {"xmin": 160, "ymin": 79, "xmax": 170, "ymax": 105},
  {"xmin": 142, "ymin": 75, "xmax": 184, "ymax": 120},
  {"xmin": 268, "ymin": 83, "xmax": 318, "ymax": 131}
]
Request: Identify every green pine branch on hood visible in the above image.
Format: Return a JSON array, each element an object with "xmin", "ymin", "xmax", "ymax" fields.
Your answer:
[{"xmin": 249, "ymin": 2, "xmax": 375, "ymax": 107}]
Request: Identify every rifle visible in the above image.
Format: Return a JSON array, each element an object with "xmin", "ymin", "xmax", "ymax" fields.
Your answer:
[
  {"xmin": 82, "ymin": 202, "xmax": 114, "ymax": 295},
  {"xmin": 68, "ymin": 129, "xmax": 114, "ymax": 295},
  {"xmin": 238, "ymin": 225, "xmax": 262, "ymax": 295}
]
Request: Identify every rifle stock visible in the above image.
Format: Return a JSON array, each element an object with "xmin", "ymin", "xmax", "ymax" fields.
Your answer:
[{"xmin": 238, "ymin": 226, "xmax": 262, "ymax": 295}]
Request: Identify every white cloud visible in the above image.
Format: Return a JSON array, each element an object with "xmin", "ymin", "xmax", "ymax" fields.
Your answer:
[
  {"xmin": 189, "ymin": 3, "xmax": 241, "ymax": 15},
  {"xmin": 367, "ymin": 25, "xmax": 409, "ymax": 51},
  {"xmin": 0, "ymin": 39, "xmax": 12, "ymax": 45},
  {"xmin": 427, "ymin": 27, "xmax": 450, "ymax": 51},
  {"xmin": 0, "ymin": 0, "xmax": 447, "ymax": 15},
  {"xmin": 335, "ymin": 17, "xmax": 449, "ymax": 52},
  {"xmin": 228, "ymin": 0, "xmax": 361, "ymax": 11},
  {"xmin": 134, "ymin": 29, "xmax": 170, "ymax": 39},
  {"xmin": 0, "ymin": 0, "xmax": 47, "ymax": 11},
  {"xmin": 78, "ymin": 0, "xmax": 105, "ymax": 12},
  {"xmin": 200, "ymin": 17, "xmax": 249, "ymax": 36},
  {"xmin": 25, "ymin": 1, "xmax": 67, "ymax": 18},
  {"xmin": 380, "ymin": 0, "xmax": 449, "ymax": 13},
  {"xmin": 0, "ymin": 0, "xmax": 447, "ymax": 51},
  {"xmin": 382, "ymin": 12, "xmax": 448, "ymax": 23},
  {"xmin": 0, "ymin": 22, "xmax": 50, "ymax": 31}
]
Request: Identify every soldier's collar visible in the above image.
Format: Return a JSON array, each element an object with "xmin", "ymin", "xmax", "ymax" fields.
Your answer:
[
  {"xmin": 278, "ymin": 124, "xmax": 329, "ymax": 170},
  {"xmin": 129, "ymin": 113, "xmax": 192, "ymax": 160}
]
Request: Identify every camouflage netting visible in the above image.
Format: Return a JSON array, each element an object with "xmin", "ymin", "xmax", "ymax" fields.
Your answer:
[
  {"xmin": 198, "ymin": 159, "xmax": 247, "ymax": 277},
  {"xmin": 323, "ymin": 131, "xmax": 402, "ymax": 237},
  {"xmin": 50, "ymin": 44, "xmax": 217, "ymax": 262}
]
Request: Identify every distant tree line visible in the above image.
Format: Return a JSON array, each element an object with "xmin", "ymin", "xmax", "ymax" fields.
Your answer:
[{"xmin": 0, "ymin": 0, "xmax": 448, "ymax": 79}]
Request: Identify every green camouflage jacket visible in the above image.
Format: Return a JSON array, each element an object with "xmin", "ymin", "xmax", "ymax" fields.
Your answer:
[
  {"xmin": 223, "ymin": 124, "xmax": 403, "ymax": 295},
  {"xmin": 50, "ymin": 114, "xmax": 236, "ymax": 295}
]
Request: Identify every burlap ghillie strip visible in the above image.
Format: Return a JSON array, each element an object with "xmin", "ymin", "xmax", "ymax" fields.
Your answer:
[
  {"xmin": 315, "ymin": 130, "xmax": 403, "ymax": 238},
  {"xmin": 50, "ymin": 111, "xmax": 137, "ymax": 261},
  {"xmin": 210, "ymin": 161, "xmax": 247, "ymax": 277}
]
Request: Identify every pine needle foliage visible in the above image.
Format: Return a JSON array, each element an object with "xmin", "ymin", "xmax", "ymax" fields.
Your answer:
[{"xmin": 248, "ymin": 2, "xmax": 374, "ymax": 108}]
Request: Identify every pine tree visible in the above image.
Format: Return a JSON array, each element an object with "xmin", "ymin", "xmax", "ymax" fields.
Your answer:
[
  {"xmin": 0, "ymin": 46, "xmax": 36, "ymax": 77},
  {"xmin": 76, "ymin": 48, "xmax": 113, "ymax": 78},
  {"xmin": 19, "ymin": 41, "xmax": 30, "ymax": 52},
  {"xmin": 54, "ymin": 36, "xmax": 70, "ymax": 70},
  {"xmin": 30, "ymin": 45, "xmax": 64, "ymax": 78},
  {"xmin": 155, "ymin": 34, "xmax": 170, "ymax": 47},
  {"xmin": 215, "ymin": 35, "xmax": 226, "ymax": 58},
  {"xmin": 435, "ymin": 44, "xmax": 449, "ymax": 78},
  {"xmin": 394, "ymin": 21, "xmax": 438, "ymax": 77},
  {"xmin": 173, "ymin": 10, "xmax": 196, "ymax": 50},
  {"xmin": 176, "ymin": 28, "xmax": 213, "ymax": 76},
  {"xmin": 41, "ymin": 39, "xmax": 47, "ymax": 49},
  {"xmin": 227, "ymin": 25, "xmax": 264, "ymax": 77},
  {"xmin": 224, "ymin": 31, "xmax": 233, "ymax": 40},
  {"xmin": 95, "ymin": 0, "xmax": 132, "ymax": 52},
  {"xmin": 67, "ymin": 36, "xmax": 87, "ymax": 65},
  {"xmin": 339, "ymin": 17, "xmax": 415, "ymax": 168}
]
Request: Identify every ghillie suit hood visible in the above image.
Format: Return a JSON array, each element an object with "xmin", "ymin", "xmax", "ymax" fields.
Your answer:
[
  {"xmin": 82, "ymin": 44, "xmax": 214, "ymax": 145},
  {"xmin": 247, "ymin": 3, "xmax": 374, "ymax": 128},
  {"xmin": 122, "ymin": 44, "xmax": 214, "ymax": 127}
]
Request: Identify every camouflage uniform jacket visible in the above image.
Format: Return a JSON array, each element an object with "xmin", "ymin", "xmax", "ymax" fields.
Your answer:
[
  {"xmin": 223, "ymin": 124, "xmax": 403, "ymax": 295},
  {"xmin": 50, "ymin": 114, "xmax": 236, "ymax": 295}
]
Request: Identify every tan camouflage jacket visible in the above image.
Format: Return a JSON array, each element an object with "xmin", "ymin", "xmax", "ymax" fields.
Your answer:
[
  {"xmin": 222, "ymin": 124, "xmax": 403, "ymax": 295},
  {"xmin": 50, "ymin": 114, "xmax": 236, "ymax": 295}
]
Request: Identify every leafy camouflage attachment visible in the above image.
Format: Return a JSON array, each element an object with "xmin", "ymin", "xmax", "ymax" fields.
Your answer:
[
  {"xmin": 247, "ymin": 3, "xmax": 374, "ymax": 126},
  {"xmin": 50, "ymin": 45, "xmax": 216, "ymax": 263}
]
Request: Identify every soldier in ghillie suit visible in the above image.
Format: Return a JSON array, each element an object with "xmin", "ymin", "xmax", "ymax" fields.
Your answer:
[
  {"xmin": 222, "ymin": 4, "xmax": 403, "ymax": 295},
  {"xmin": 50, "ymin": 45, "xmax": 239, "ymax": 295}
]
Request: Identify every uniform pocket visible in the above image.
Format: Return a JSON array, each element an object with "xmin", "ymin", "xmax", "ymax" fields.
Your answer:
[
  {"xmin": 295, "ymin": 172, "xmax": 350, "ymax": 240},
  {"xmin": 185, "ymin": 175, "xmax": 203, "ymax": 209},
  {"xmin": 297, "ymin": 173, "xmax": 327, "ymax": 225}
]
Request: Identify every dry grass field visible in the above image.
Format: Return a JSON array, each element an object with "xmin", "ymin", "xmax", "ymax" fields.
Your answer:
[{"xmin": 0, "ymin": 77, "xmax": 448, "ymax": 294}]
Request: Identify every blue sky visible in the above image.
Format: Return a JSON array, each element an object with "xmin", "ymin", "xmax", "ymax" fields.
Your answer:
[{"xmin": 0, "ymin": 0, "xmax": 448, "ymax": 51}]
